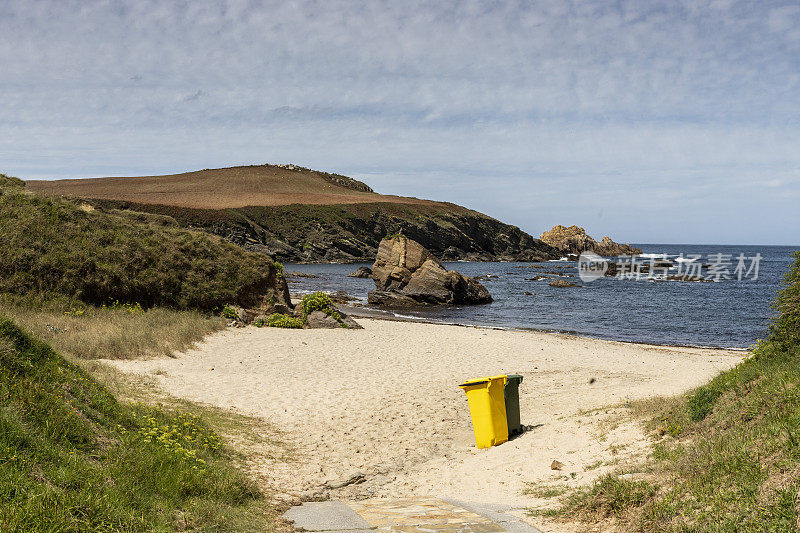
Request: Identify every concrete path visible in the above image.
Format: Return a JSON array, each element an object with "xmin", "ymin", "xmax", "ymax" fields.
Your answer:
[{"xmin": 283, "ymin": 497, "xmax": 542, "ymax": 532}]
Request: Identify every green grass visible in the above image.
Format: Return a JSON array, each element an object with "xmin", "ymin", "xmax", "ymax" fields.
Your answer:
[
  {"xmin": 536, "ymin": 474, "xmax": 656, "ymax": 521},
  {"xmin": 538, "ymin": 250, "xmax": 800, "ymax": 531},
  {"xmin": 0, "ymin": 187, "xmax": 284, "ymax": 311},
  {"xmin": 0, "ymin": 316, "xmax": 277, "ymax": 531}
]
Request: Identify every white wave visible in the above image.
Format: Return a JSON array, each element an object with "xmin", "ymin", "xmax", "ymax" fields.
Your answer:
[{"xmin": 391, "ymin": 312, "xmax": 423, "ymax": 320}]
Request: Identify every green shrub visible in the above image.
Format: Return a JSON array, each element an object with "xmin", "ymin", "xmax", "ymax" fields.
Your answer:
[
  {"xmin": 221, "ymin": 304, "xmax": 239, "ymax": 319},
  {"xmin": 254, "ymin": 313, "xmax": 304, "ymax": 329},
  {"xmin": 301, "ymin": 291, "xmax": 334, "ymax": 316},
  {"xmin": 298, "ymin": 292, "xmax": 349, "ymax": 328},
  {"xmin": 0, "ymin": 190, "xmax": 281, "ymax": 311}
]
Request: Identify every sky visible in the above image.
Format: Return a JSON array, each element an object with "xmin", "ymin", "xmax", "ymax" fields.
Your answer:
[{"xmin": 2, "ymin": 0, "xmax": 799, "ymax": 245}]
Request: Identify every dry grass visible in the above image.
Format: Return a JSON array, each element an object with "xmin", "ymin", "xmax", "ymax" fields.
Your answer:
[
  {"xmin": 0, "ymin": 295, "xmax": 225, "ymax": 360},
  {"xmin": 26, "ymin": 164, "xmax": 445, "ymax": 209}
]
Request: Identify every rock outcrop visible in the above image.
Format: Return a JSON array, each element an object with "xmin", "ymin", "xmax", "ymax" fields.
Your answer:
[
  {"xmin": 540, "ymin": 225, "xmax": 641, "ymax": 257},
  {"xmin": 368, "ymin": 235, "xmax": 492, "ymax": 306},
  {"xmin": 348, "ymin": 266, "xmax": 372, "ymax": 278},
  {"xmin": 86, "ymin": 200, "xmax": 561, "ymax": 263}
]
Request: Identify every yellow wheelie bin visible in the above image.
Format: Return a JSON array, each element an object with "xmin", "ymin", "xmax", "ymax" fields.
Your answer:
[{"xmin": 458, "ymin": 375, "xmax": 509, "ymax": 449}]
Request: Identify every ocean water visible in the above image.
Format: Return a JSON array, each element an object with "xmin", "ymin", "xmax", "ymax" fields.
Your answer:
[{"xmin": 285, "ymin": 244, "xmax": 798, "ymax": 349}]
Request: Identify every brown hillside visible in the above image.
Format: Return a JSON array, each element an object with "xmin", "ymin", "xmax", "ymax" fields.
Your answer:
[{"xmin": 26, "ymin": 164, "xmax": 444, "ymax": 210}]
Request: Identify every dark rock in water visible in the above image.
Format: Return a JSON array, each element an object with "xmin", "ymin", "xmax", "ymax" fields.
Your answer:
[
  {"xmin": 368, "ymin": 235, "xmax": 492, "ymax": 306},
  {"xmin": 367, "ymin": 290, "xmax": 420, "ymax": 306},
  {"xmin": 549, "ymin": 279, "xmax": 581, "ymax": 288},
  {"xmin": 289, "ymin": 271, "xmax": 320, "ymax": 278},
  {"xmin": 526, "ymin": 275, "xmax": 548, "ymax": 281},
  {"xmin": 347, "ymin": 266, "xmax": 373, "ymax": 278},
  {"xmin": 524, "ymin": 291, "xmax": 534, "ymax": 296}
]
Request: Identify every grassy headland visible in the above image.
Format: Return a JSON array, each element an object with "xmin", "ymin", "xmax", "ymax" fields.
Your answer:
[
  {"xmin": 539, "ymin": 251, "xmax": 800, "ymax": 531},
  {"xmin": 26, "ymin": 164, "xmax": 559, "ymax": 262}
]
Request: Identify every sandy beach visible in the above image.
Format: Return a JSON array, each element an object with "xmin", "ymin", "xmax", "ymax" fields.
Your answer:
[{"xmin": 106, "ymin": 318, "xmax": 742, "ymax": 509}]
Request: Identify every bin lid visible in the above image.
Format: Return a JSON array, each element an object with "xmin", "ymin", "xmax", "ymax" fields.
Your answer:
[
  {"xmin": 506, "ymin": 374, "xmax": 523, "ymax": 383},
  {"xmin": 459, "ymin": 377, "xmax": 488, "ymax": 388},
  {"xmin": 459, "ymin": 375, "xmax": 507, "ymax": 388}
]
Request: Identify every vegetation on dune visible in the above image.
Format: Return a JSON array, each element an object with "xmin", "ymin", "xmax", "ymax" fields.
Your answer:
[
  {"xmin": 0, "ymin": 172, "xmax": 25, "ymax": 189},
  {"xmin": 0, "ymin": 187, "xmax": 284, "ymax": 311},
  {"xmin": 0, "ymin": 175, "xmax": 284, "ymax": 530},
  {"xmin": 0, "ymin": 317, "xmax": 272, "ymax": 531},
  {"xmin": 538, "ymin": 250, "xmax": 800, "ymax": 530},
  {"xmin": 0, "ymin": 294, "xmax": 225, "ymax": 360}
]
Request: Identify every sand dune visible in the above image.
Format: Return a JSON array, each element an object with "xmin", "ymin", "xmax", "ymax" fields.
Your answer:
[{"xmin": 106, "ymin": 318, "xmax": 742, "ymax": 508}]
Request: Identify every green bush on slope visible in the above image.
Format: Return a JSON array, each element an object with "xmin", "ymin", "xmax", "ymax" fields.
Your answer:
[
  {"xmin": 0, "ymin": 189, "xmax": 283, "ymax": 311},
  {"xmin": 0, "ymin": 316, "xmax": 265, "ymax": 530},
  {"xmin": 771, "ymin": 250, "xmax": 800, "ymax": 349}
]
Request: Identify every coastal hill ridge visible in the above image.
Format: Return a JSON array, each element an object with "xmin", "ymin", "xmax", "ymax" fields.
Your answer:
[{"xmin": 27, "ymin": 164, "xmax": 560, "ymax": 263}]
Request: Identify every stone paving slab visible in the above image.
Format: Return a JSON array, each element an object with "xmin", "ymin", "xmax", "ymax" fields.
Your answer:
[
  {"xmin": 283, "ymin": 498, "xmax": 543, "ymax": 533},
  {"xmin": 284, "ymin": 501, "xmax": 372, "ymax": 531},
  {"xmin": 442, "ymin": 499, "xmax": 542, "ymax": 533},
  {"xmin": 349, "ymin": 497, "xmax": 501, "ymax": 529}
]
